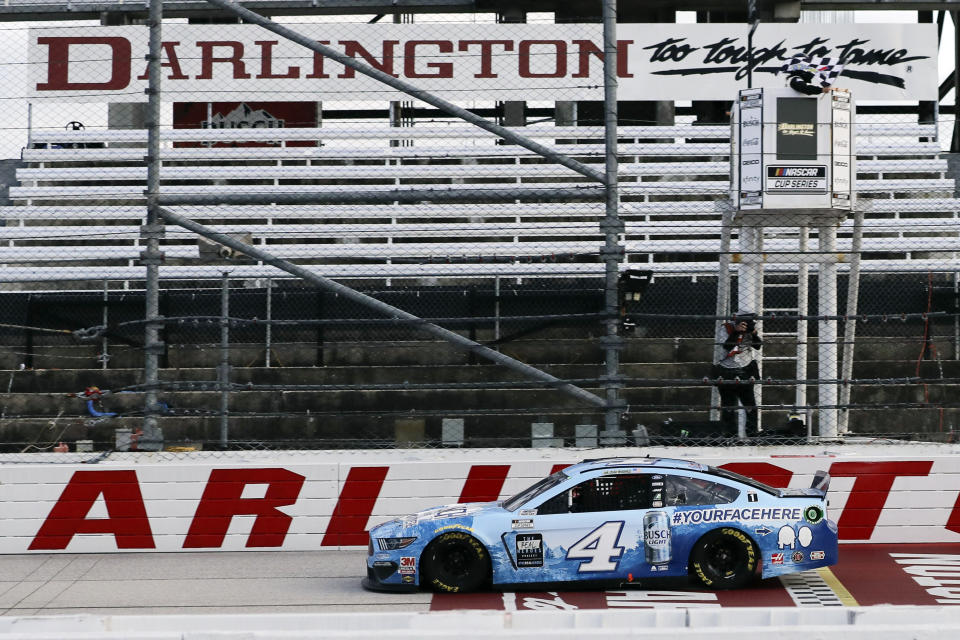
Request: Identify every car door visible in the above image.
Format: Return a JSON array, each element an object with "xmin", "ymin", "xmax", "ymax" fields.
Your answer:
[{"xmin": 501, "ymin": 472, "xmax": 654, "ymax": 584}]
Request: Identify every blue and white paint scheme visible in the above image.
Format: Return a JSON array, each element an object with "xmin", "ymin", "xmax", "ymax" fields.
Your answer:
[{"xmin": 363, "ymin": 457, "xmax": 838, "ymax": 592}]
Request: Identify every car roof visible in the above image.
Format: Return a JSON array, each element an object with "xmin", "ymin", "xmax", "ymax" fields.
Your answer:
[{"xmin": 566, "ymin": 457, "xmax": 709, "ymax": 475}]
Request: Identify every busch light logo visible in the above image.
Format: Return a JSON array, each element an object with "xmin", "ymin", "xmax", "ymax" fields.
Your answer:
[{"xmin": 644, "ymin": 511, "xmax": 672, "ymax": 564}]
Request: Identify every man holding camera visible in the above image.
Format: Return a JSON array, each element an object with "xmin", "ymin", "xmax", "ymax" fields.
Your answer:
[{"xmin": 714, "ymin": 311, "xmax": 762, "ymax": 437}]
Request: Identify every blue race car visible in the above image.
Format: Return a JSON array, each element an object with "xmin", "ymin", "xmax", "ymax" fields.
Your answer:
[{"xmin": 363, "ymin": 457, "xmax": 837, "ymax": 592}]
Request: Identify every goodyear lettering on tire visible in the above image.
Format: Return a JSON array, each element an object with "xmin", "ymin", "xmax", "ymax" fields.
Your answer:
[
  {"xmin": 721, "ymin": 527, "xmax": 757, "ymax": 571},
  {"xmin": 431, "ymin": 577, "xmax": 459, "ymax": 593},
  {"xmin": 428, "ymin": 532, "xmax": 487, "ymax": 592},
  {"xmin": 693, "ymin": 562, "xmax": 713, "ymax": 586}
]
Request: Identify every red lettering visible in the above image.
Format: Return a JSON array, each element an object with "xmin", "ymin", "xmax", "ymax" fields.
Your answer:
[
  {"xmin": 255, "ymin": 40, "xmax": 299, "ymax": 79},
  {"xmin": 29, "ymin": 470, "xmax": 154, "ymax": 550},
  {"xmin": 572, "ymin": 39, "xmax": 635, "ymax": 79},
  {"xmin": 519, "ymin": 40, "xmax": 567, "ymax": 78},
  {"xmin": 458, "ymin": 40, "xmax": 514, "ymax": 78},
  {"xmin": 305, "ymin": 42, "xmax": 332, "ymax": 79},
  {"xmin": 404, "ymin": 40, "xmax": 453, "ymax": 78},
  {"xmin": 337, "ymin": 40, "xmax": 398, "ymax": 79},
  {"xmin": 458, "ymin": 465, "xmax": 511, "ymax": 503},
  {"xmin": 321, "ymin": 466, "xmax": 388, "ymax": 546},
  {"xmin": 719, "ymin": 462, "xmax": 794, "ymax": 488},
  {"xmin": 183, "ymin": 468, "xmax": 305, "ymax": 548},
  {"xmin": 947, "ymin": 488, "xmax": 960, "ymax": 536},
  {"xmin": 136, "ymin": 41, "xmax": 189, "ymax": 81},
  {"xmin": 36, "ymin": 37, "xmax": 131, "ymax": 91},
  {"xmin": 829, "ymin": 461, "xmax": 933, "ymax": 540},
  {"xmin": 196, "ymin": 41, "xmax": 251, "ymax": 80}
]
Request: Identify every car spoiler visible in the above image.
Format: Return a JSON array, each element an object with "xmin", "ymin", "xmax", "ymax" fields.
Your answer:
[
  {"xmin": 811, "ymin": 470, "xmax": 831, "ymax": 493},
  {"xmin": 776, "ymin": 471, "xmax": 831, "ymax": 499}
]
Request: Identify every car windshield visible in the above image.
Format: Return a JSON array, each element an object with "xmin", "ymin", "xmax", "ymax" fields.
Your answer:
[
  {"xmin": 502, "ymin": 471, "xmax": 569, "ymax": 512},
  {"xmin": 708, "ymin": 466, "xmax": 780, "ymax": 496}
]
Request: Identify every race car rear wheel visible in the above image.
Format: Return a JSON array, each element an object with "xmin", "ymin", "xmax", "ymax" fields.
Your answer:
[
  {"xmin": 422, "ymin": 531, "xmax": 490, "ymax": 593},
  {"xmin": 689, "ymin": 527, "xmax": 758, "ymax": 589}
]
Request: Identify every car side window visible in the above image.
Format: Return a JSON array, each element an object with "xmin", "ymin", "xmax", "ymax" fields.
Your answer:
[
  {"xmin": 664, "ymin": 475, "xmax": 740, "ymax": 506},
  {"xmin": 535, "ymin": 474, "xmax": 651, "ymax": 514}
]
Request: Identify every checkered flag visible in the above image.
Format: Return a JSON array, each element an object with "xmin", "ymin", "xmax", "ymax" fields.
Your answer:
[{"xmin": 778, "ymin": 54, "xmax": 844, "ymax": 89}]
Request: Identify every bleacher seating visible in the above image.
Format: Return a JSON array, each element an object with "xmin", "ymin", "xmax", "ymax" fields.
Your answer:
[{"xmin": 3, "ymin": 122, "xmax": 957, "ymax": 286}]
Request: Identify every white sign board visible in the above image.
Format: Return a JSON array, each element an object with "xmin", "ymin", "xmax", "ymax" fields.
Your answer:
[{"xmin": 27, "ymin": 23, "xmax": 936, "ymax": 102}]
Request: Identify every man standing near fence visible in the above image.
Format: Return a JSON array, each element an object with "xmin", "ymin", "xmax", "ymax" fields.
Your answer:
[{"xmin": 714, "ymin": 311, "xmax": 762, "ymax": 437}]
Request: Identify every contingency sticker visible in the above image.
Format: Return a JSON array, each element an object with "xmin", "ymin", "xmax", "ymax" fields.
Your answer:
[{"xmin": 516, "ymin": 533, "xmax": 544, "ymax": 568}]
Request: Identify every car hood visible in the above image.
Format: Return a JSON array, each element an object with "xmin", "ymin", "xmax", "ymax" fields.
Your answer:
[{"xmin": 414, "ymin": 501, "xmax": 503, "ymax": 522}]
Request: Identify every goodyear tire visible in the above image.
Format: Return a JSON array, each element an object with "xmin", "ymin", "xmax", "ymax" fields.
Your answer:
[
  {"xmin": 421, "ymin": 531, "xmax": 490, "ymax": 593},
  {"xmin": 690, "ymin": 527, "xmax": 758, "ymax": 589}
]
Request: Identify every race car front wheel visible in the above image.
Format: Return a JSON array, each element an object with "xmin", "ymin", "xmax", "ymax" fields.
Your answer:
[
  {"xmin": 689, "ymin": 527, "xmax": 758, "ymax": 589},
  {"xmin": 422, "ymin": 531, "xmax": 489, "ymax": 593}
]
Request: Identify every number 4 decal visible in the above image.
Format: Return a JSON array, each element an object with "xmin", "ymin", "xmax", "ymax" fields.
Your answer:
[{"xmin": 567, "ymin": 521, "xmax": 625, "ymax": 572}]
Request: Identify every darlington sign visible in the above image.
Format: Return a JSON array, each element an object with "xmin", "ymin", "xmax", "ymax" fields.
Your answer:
[{"xmin": 27, "ymin": 23, "xmax": 936, "ymax": 102}]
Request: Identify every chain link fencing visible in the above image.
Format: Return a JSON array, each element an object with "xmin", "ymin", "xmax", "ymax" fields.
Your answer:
[{"xmin": 0, "ymin": 9, "xmax": 957, "ymax": 455}]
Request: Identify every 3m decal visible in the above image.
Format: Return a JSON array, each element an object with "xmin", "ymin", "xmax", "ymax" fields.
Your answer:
[
  {"xmin": 567, "ymin": 521, "xmax": 625, "ymax": 573},
  {"xmin": 399, "ymin": 556, "xmax": 416, "ymax": 575}
]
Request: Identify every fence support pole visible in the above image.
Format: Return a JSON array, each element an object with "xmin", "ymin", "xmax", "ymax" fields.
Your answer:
[
  {"xmin": 219, "ymin": 273, "xmax": 230, "ymax": 448},
  {"xmin": 265, "ymin": 278, "xmax": 272, "ymax": 368},
  {"xmin": 712, "ymin": 207, "xmax": 734, "ymax": 422},
  {"xmin": 818, "ymin": 225, "xmax": 839, "ymax": 439},
  {"xmin": 601, "ymin": 0, "xmax": 625, "ymax": 433},
  {"xmin": 797, "ymin": 226, "xmax": 811, "ymax": 438},
  {"xmin": 141, "ymin": 0, "xmax": 165, "ymax": 449},
  {"xmin": 837, "ymin": 208, "xmax": 865, "ymax": 435}
]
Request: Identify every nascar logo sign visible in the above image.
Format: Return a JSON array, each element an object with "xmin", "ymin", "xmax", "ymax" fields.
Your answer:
[{"xmin": 766, "ymin": 165, "xmax": 827, "ymax": 192}]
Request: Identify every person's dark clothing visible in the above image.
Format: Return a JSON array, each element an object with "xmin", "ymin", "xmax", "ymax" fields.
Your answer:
[{"xmin": 714, "ymin": 321, "xmax": 762, "ymax": 436}]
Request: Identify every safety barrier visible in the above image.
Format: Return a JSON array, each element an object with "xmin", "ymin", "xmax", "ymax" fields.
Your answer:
[
  {"xmin": 1, "ymin": 445, "xmax": 959, "ymax": 554},
  {"xmin": 0, "ymin": 607, "xmax": 959, "ymax": 639}
]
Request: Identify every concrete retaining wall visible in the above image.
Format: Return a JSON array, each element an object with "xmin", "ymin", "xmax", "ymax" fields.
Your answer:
[{"xmin": 2, "ymin": 445, "xmax": 960, "ymax": 553}]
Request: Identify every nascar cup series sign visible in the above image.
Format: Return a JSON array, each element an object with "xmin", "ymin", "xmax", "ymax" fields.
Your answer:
[{"xmin": 27, "ymin": 23, "xmax": 935, "ymax": 102}]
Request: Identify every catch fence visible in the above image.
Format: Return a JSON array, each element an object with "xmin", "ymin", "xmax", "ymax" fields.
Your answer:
[{"xmin": 0, "ymin": 6, "xmax": 957, "ymax": 452}]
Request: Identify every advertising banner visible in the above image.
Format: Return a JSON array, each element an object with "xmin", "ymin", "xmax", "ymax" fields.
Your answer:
[
  {"xmin": 1, "ymin": 451, "xmax": 959, "ymax": 553},
  {"xmin": 27, "ymin": 23, "xmax": 936, "ymax": 103}
]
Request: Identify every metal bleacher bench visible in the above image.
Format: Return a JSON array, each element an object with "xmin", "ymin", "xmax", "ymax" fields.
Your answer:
[{"xmin": 3, "ymin": 122, "xmax": 958, "ymax": 284}]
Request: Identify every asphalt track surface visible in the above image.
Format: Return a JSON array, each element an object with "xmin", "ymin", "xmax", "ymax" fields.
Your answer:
[{"xmin": 0, "ymin": 544, "xmax": 958, "ymax": 616}]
